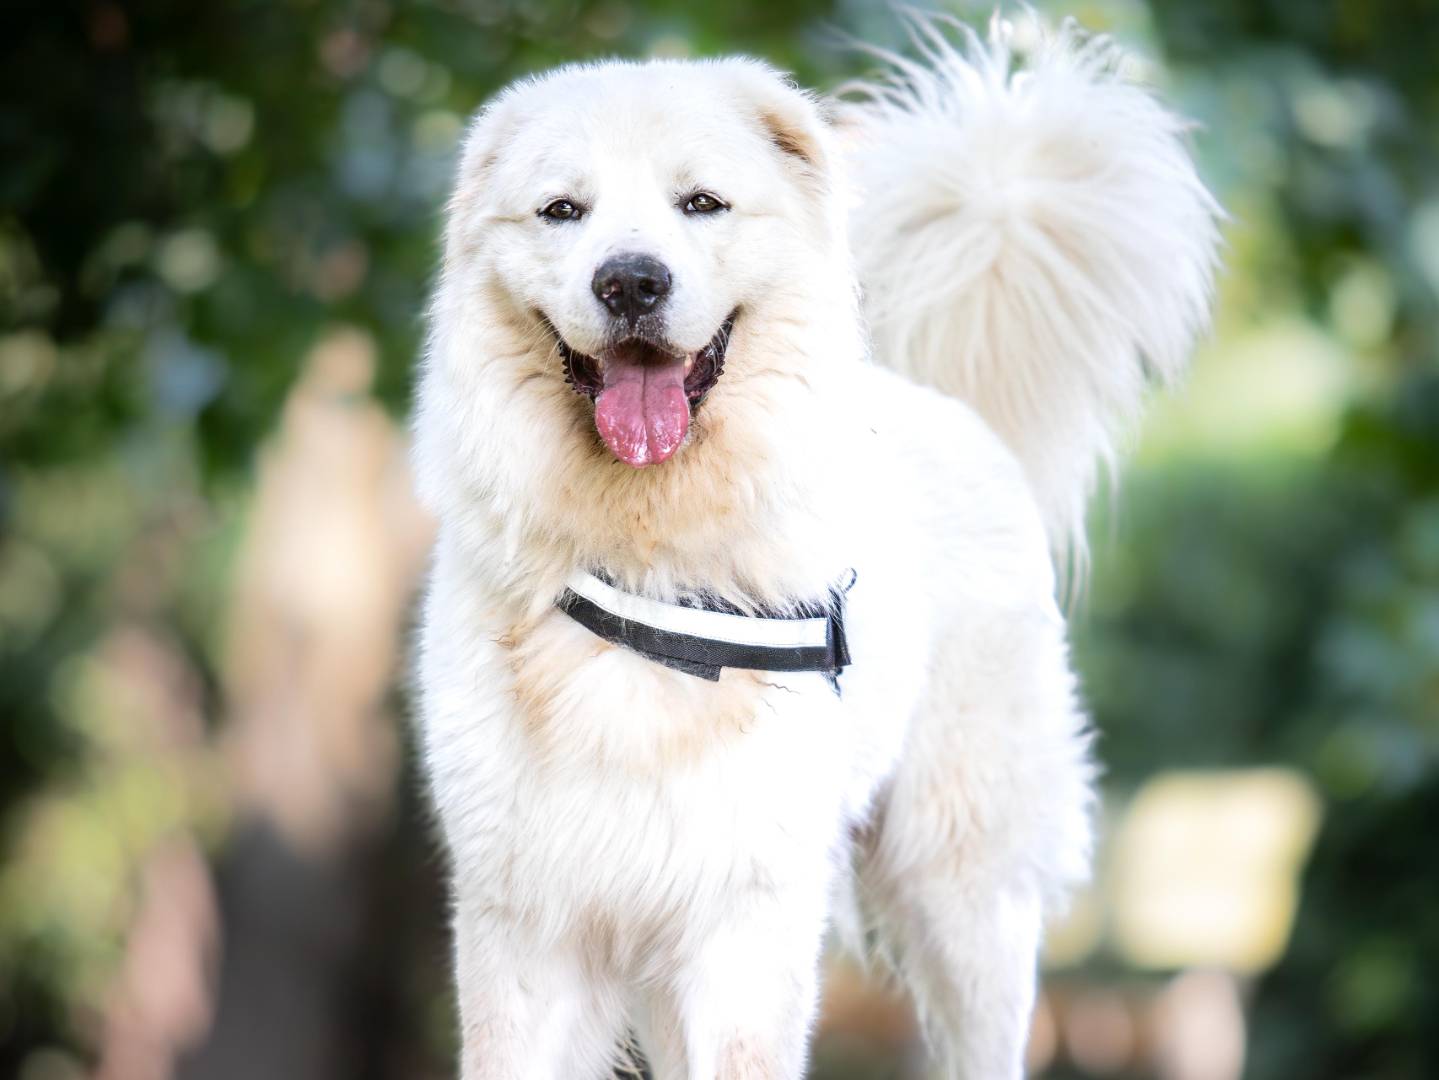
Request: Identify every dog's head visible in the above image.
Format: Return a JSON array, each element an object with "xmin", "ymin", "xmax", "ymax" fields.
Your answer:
[
  {"xmin": 448, "ymin": 59, "xmax": 842, "ymax": 466},
  {"xmin": 419, "ymin": 59, "xmax": 855, "ymax": 560}
]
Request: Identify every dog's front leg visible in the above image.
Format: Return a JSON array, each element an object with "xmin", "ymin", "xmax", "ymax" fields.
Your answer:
[
  {"xmin": 641, "ymin": 897, "xmax": 828, "ymax": 1080},
  {"xmin": 452, "ymin": 902, "xmax": 625, "ymax": 1080}
]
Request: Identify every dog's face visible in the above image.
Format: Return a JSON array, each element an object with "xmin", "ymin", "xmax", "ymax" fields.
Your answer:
[{"xmin": 438, "ymin": 60, "xmax": 843, "ymax": 472}]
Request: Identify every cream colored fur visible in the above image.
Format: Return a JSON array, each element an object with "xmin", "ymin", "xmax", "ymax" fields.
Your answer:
[{"xmin": 412, "ymin": 14, "xmax": 1219, "ymax": 1080}]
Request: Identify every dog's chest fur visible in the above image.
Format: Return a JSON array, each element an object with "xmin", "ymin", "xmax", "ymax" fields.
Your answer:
[
  {"xmin": 420, "ymin": 570, "xmax": 889, "ymax": 973},
  {"xmin": 415, "ymin": 386, "xmax": 1003, "ymax": 975}
]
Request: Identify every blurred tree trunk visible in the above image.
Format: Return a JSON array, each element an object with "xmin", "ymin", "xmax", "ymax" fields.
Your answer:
[{"xmin": 172, "ymin": 329, "xmax": 437, "ymax": 1080}]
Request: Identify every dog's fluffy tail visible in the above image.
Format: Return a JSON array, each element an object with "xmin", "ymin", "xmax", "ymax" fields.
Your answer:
[{"xmin": 842, "ymin": 13, "xmax": 1221, "ymax": 564}]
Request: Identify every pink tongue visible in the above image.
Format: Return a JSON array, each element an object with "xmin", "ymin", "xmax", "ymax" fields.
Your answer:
[{"xmin": 593, "ymin": 350, "xmax": 690, "ymax": 467}]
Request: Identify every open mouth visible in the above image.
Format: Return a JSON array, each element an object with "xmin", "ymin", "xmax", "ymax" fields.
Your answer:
[{"xmin": 552, "ymin": 312, "xmax": 736, "ymax": 467}]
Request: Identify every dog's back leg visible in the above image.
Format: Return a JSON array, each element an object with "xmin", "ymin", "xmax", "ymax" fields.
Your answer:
[
  {"xmin": 854, "ymin": 611, "xmax": 1094, "ymax": 1078},
  {"xmin": 857, "ymin": 834, "xmax": 1043, "ymax": 1078}
]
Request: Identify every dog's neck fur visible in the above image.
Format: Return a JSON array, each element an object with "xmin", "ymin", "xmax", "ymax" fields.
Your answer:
[{"xmin": 418, "ymin": 276, "xmax": 862, "ymax": 619}]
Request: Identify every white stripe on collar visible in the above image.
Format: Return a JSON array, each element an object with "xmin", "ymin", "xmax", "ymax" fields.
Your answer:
[{"xmin": 563, "ymin": 571, "xmax": 830, "ymax": 651}]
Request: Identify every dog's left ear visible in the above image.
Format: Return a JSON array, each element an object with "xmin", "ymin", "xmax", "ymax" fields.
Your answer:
[{"xmin": 729, "ymin": 61, "xmax": 832, "ymax": 186}]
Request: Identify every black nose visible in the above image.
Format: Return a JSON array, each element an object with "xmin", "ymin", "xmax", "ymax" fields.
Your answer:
[{"xmin": 591, "ymin": 253, "xmax": 672, "ymax": 321}]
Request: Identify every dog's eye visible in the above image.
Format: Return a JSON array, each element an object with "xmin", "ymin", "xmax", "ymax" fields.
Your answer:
[
  {"xmin": 539, "ymin": 199, "xmax": 583, "ymax": 222},
  {"xmin": 683, "ymin": 192, "xmax": 729, "ymax": 216}
]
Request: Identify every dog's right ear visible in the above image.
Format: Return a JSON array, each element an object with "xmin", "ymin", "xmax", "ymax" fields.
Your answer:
[
  {"xmin": 455, "ymin": 96, "xmax": 514, "ymax": 186},
  {"xmin": 444, "ymin": 95, "xmax": 518, "ymax": 253}
]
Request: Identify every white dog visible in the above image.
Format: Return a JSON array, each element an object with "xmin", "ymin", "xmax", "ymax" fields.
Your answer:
[{"xmin": 412, "ymin": 13, "xmax": 1219, "ymax": 1079}]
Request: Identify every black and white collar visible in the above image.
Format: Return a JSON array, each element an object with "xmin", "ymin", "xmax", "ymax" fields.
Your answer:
[{"xmin": 557, "ymin": 569, "xmax": 854, "ymax": 687}]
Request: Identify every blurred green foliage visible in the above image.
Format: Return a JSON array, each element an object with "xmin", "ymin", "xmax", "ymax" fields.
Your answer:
[
  {"xmin": 2, "ymin": 0, "xmax": 1437, "ymax": 1077},
  {"xmin": 1080, "ymin": 386, "xmax": 1439, "ymax": 1077}
]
